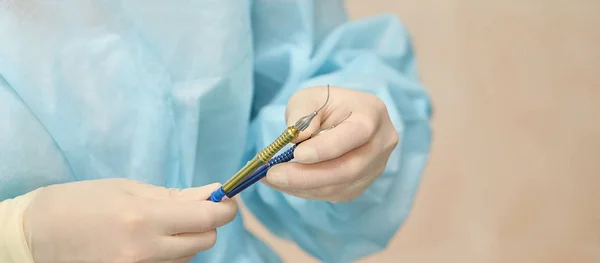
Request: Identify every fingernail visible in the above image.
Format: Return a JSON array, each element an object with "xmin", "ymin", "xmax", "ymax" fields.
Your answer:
[
  {"xmin": 294, "ymin": 146, "xmax": 318, "ymax": 163},
  {"xmin": 266, "ymin": 169, "xmax": 288, "ymax": 187}
]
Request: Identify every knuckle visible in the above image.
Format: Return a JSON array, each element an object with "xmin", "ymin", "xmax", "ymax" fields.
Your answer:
[
  {"xmin": 370, "ymin": 95, "xmax": 388, "ymax": 112},
  {"xmin": 121, "ymin": 210, "xmax": 147, "ymax": 233},
  {"xmin": 387, "ymin": 131, "xmax": 400, "ymax": 150},
  {"xmin": 369, "ymin": 96, "xmax": 389, "ymax": 126},
  {"xmin": 355, "ymin": 117, "xmax": 378, "ymax": 141},
  {"xmin": 380, "ymin": 131, "xmax": 399, "ymax": 156}
]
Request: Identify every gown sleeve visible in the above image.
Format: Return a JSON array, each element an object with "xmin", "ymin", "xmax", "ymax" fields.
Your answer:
[{"xmin": 242, "ymin": 1, "xmax": 433, "ymax": 262}]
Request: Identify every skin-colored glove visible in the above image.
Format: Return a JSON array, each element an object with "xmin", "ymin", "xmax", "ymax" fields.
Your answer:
[
  {"xmin": 23, "ymin": 179, "xmax": 237, "ymax": 263},
  {"xmin": 264, "ymin": 86, "xmax": 399, "ymax": 202}
]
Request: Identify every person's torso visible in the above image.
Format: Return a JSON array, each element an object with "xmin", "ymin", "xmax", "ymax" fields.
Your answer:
[{"xmin": 0, "ymin": 1, "xmax": 281, "ymax": 262}]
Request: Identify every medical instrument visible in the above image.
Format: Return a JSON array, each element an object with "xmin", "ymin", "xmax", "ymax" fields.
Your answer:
[
  {"xmin": 209, "ymin": 86, "xmax": 331, "ymax": 202},
  {"xmin": 209, "ymin": 144, "xmax": 298, "ymax": 202},
  {"xmin": 209, "ymin": 111, "xmax": 352, "ymax": 202}
]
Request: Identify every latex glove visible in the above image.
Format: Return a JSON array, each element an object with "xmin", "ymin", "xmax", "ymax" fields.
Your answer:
[
  {"xmin": 264, "ymin": 86, "xmax": 399, "ymax": 202},
  {"xmin": 23, "ymin": 179, "xmax": 237, "ymax": 263}
]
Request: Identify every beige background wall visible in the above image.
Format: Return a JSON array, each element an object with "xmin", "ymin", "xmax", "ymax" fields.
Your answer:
[{"xmin": 241, "ymin": 1, "xmax": 600, "ymax": 262}]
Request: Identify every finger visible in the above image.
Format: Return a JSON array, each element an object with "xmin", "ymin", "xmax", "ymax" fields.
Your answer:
[
  {"xmin": 261, "ymin": 179, "xmax": 344, "ymax": 200},
  {"xmin": 149, "ymin": 198, "xmax": 238, "ymax": 235},
  {"xmin": 293, "ymin": 113, "xmax": 376, "ymax": 164},
  {"xmin": 285, "ymin": 85, "xmax": 332, "ymax": 142},
  {"xmin": 265, "ymin": 143, "xmax": 373, "ymax": 190},
  {"xmin": 265, "ymin": 168, "xmax": 379, "ymax": 203},
  {"xmin": 172, "ymin": 183, "xmax": 222, "ymax": 201},
  {"xmin": 129, "ymin": 182, "xmax": 222, "ymax": 201},
  {"xmin": 157, "ymin": 231, "xmax": 217, "ymax": 260}
]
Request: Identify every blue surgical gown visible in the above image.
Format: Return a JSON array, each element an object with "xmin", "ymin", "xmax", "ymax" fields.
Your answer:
[{"xmin": 0, "ymin": 1, "xmax": 432, "ymax": 262}]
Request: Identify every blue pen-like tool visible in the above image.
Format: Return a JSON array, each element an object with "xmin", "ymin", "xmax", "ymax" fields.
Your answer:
[
  {"xmin": 207, "ymin": 86, "xmax": 331, "ymax": 202},
  {"xmin": 209, "ymin": 144, "xmax": 298, "ymax": 202},
  {"xmin": 208, "ymin": 110, "xmax": 352, "ymax": 202}
]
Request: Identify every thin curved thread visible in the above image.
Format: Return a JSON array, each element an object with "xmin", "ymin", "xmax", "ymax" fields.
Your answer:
[
  {"xmin": 331, "ymin": 111, "xmax": 352, "ymax": 127},
  {"xmin": 310, "ymin": 111, "xmax": 353, "ymax": 138},
  {"xmin": 315, "ymin": 84, "xmax": 330, "ymax": 114}
]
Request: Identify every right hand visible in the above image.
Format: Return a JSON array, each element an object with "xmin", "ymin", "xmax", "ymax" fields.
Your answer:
[{"xmin": 23, "ymin": 179, "xmax": 237, "ymax": 263}]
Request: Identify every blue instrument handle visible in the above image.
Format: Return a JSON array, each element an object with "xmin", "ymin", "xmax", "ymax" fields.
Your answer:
[{"xmin": 208, "ymin": 144, "xmax": 297, "ymax": 202}]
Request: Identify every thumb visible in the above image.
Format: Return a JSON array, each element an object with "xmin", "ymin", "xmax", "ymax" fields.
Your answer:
[{"xmin": 285, "ymin": 85, "xmax": 331, "ymax": 143}]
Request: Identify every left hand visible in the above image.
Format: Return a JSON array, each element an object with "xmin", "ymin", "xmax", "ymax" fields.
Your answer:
[{"xmin": 264, "ymin": 86, "xmax": 399, "ymax": 202}]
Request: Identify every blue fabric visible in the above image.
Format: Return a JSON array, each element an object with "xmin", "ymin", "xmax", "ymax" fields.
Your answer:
[{"xmin": 0, "ymin": 1, "xmax": 432, "ymax": 262}]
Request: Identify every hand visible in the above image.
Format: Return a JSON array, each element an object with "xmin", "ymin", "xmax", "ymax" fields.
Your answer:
[
  {"xmin": 264, "ymin": 86, "xmax": 399, "ymax": 202},
  {"xmin": 23, "ymin": 179, "xmax": 237, "ymax": 263}
]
